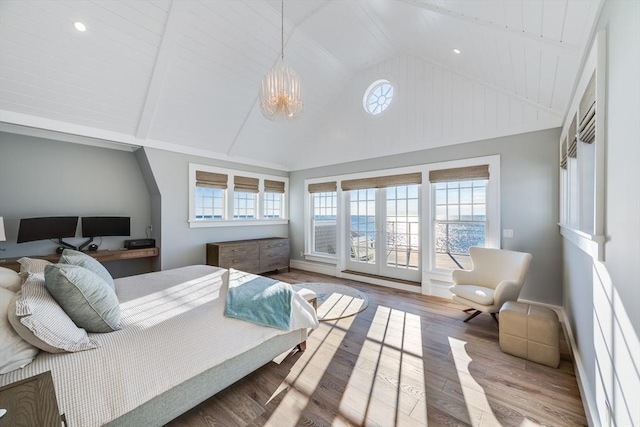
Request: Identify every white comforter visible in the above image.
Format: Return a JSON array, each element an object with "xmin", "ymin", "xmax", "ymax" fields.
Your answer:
[{"xmin": 0, "ymin": 265, "xmax": 317, "ymax": 426}]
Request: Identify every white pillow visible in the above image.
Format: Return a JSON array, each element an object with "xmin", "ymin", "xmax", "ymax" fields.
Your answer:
[
  {"xmin": 10, "ymin": 273, "xmax": 99, "ymax": 353},
  {"xmin": 17, "ymin": 257, "xmax": 52, "ymax": 280},
  {"xmin": 0, "ymin": 266, "xmax": 21, "ymax": 292},
  {"xmin": 0, "ymin": 287, "xmax": 39, "ymax": 373}
]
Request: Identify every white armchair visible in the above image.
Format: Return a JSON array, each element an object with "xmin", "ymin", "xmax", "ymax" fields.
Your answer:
[{"xmin": 449, "ymin": 247, "xmax": 532, "ymax": 323}]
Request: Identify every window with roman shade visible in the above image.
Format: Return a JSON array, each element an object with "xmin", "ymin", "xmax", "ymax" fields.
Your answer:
[
  {"xmin": 233, "ymin": 176, "xmax": 258, "ymax": 219},
  {"xmin": 263, "ymin": 180, "xmax": 285, "ymax": 219},
  {"xmin": 429, "ymin": 164, "xmax": 490, "ymax": 270},
  {"xmin": 189, "ymin": 163, "xmax": 289, "ymax": 226},
  {"xmin": 195, "ymin": 171, "xmax": 228, "ymax": 219},
  {"xmin": 308, "ymin": 181, "xmax": 338, "ymax": 257},
  {"xmin": 579, "ymin": 72, "xmax": 596, "ymax": 144}
]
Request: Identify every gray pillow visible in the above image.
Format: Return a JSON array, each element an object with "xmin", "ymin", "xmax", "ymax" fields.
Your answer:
[
  {"xmin": 44, "ymin": 264, "xmax": 121, "ymax": 333},
  {"xmin": 60, "ymin": 249, "xmax": 115, "ymax": 290}
]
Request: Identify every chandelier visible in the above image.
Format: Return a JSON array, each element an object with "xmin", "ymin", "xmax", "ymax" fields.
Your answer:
[{"xmin": 259, "ymin": 0, "xmax": 303, "ymax": 121}]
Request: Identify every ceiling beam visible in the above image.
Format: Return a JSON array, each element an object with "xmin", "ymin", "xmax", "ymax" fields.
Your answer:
[
  {"xmin": 400, "ymin": 0, "xmax": 580, "ymax": 53},
  {"xmin": 135, "ymin": 0, "xmax": 186, "ymax": 140}
]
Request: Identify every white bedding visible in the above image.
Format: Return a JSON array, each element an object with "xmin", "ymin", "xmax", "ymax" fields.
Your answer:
[{"xmin": 0, "ymin": 265, "xmax": 317, "ymax": 426}]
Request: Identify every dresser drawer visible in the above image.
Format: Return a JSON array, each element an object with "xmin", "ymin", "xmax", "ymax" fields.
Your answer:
[
  {"xmin": 259, "ymin": 239, "xmax": 290, "ymax": 252},
  {"xmin": 259, "ymin": 239, "xmax": 289, "ymax": 272},
  {"xmin": 218, "ymin": 242, "xmax": 259, "ymax": 262}
]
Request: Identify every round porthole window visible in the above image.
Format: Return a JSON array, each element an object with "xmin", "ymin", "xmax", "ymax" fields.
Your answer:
[{"xmin": 363, "ymin": 79, "xmax": 394, "ymax": 115}]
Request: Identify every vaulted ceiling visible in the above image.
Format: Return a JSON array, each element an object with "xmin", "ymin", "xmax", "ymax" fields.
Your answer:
[{"xmin": 0, "ymin": 0, "xmax": 602, "ymax": 170}]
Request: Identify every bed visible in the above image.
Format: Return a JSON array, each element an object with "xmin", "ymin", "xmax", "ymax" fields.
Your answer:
[{"xmin": 0, "ymin": 265, "xmax": 318, "ymax": 426}]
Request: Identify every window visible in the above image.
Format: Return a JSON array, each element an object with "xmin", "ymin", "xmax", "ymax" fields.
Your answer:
[
  {"xmin": 195, "ymin": 187, "xmax": 225, "ymax": 219},
  {"xmin": 307, "ymin": 181, "xmax": 338, "ymax": 258},
  {"xmin": 233, "ymin": 192, "xmax": 256, "ymax": 219},
  {"xmin": 264, "ymin": 179, "xmax": 285, "ymax": 219},
  {"xmin": 427, "ymin": 160, "xmax": 499, "ymax": 275},
  {"xmin": 313, "ymin": 191, "xmax": 338, "ymax": 255},
  {"xmin": 433, "ymin": 179, "xmax": 487, "ymax": 270},
  {"xmin": 363, "ymin": 79, "xmax": 394, "ymax": 115},
  {"xmin": 264, "ymin": 192, "xmax": 282, "ymax": 218},
  {"xmin": 188, "ymin": 164, "xmax": 288, "ymax": 227},
  {"xmin": 195, "ymin": 170, "xmax": 227, "ymax": 219},
  {"xmin": 386, "ymin": 184, "xmax": 420, "ymax": 271}
]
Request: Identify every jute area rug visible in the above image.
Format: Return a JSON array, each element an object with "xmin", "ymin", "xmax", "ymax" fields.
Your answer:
[{"xmin": 296, "ymin": 283, "xmax": 369, "ymax": 321}]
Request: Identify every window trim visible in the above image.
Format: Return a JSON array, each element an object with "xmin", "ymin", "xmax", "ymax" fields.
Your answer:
[{"xmin": 188, "ymin": 163, "xmax": 288, "ymax": 228}]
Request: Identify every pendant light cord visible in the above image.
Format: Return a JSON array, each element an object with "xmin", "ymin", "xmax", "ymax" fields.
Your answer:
[{"xmin": 281, "ymin": 0, "xmax": 284, "ymax": 62}]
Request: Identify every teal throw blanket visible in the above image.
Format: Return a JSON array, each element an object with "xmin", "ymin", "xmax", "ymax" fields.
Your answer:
[{"xmin": 224, "ymin": 276, "xmax": 292, "ymax": 330}]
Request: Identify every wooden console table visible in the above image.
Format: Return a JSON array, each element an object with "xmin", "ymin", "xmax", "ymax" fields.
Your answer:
[{"xmin": 0, "ymin": 247, "xmax": 159, "ymax": 272}]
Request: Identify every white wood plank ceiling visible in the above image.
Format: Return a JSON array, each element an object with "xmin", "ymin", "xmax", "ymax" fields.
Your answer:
[{"xmin": 0, "ymin": 0, "xmax": 602, "ymax": 170}]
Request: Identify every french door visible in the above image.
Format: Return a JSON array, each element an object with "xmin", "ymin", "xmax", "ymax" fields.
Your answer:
[{"xmin": 346, "ymin": 185, "xmax": 420, "ymax": 282}]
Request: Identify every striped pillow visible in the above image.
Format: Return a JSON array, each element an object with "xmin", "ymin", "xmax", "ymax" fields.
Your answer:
[
  {"xmin": 17, "ymin": 257, "xmax": 52, "ymax": 281},
  {"xmin": 10, "ymin": 274, "xmax": 99, "ymax": 353}
]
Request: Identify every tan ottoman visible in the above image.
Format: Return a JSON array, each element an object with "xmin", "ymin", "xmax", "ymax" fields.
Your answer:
[{"xmin": 499, "ymin": 301, "xmax": 560, "ymax": 368}]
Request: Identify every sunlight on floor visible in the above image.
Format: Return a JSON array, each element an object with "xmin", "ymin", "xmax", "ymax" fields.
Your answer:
[
  {"xmin": 263, "ymin": 315, "xmax": 356, "ymax": 427},
  {"xmin": 338, "ymin": 305, "xmax": 428, "ymax": 426},
  {"xmin": 448, "ymin": 337, "xmax": 542, "ymax": 427}
]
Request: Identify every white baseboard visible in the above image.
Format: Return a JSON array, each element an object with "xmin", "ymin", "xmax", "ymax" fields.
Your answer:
[
  {"xmin": 428, "ymin": 281, "xmax": 453, "ymax": 299},
  {"xmin": 338, "ymin": 271, "xmax": 421, "ymax": 293},
  {"xmin": 558, "ymin": 307, "xmax": 598, "ymax": 427},
  {"xmin": 289, "ymin": 259, "xmax": 337, "ymax": 277}
]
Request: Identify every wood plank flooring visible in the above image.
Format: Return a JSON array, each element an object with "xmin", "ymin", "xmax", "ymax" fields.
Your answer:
[{"xmin": 166, "ymin": 269, "xmax": 586, "ymax": 427}]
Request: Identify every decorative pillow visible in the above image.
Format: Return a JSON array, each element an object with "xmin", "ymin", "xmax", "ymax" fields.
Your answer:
[
  {"xmin": 59, "ymin": 249, "xmax": 115, "ymax": 290},
  {"xmin": 17, "ymin": 257, "xmax": 52, "ymax": 280},
  {"xmin": 0, "ymin": 266, "xmax": 22, "ymax": 292},
  {"xmin": 9, "ymin": 274, "xmax": 99, "ymax": 353},
  {"xmin": 0, "ymin": 288, "xmax": 39, "ymax": 373},
  {"xmin": 45, "ymin": 264, "xmax": 121, "ymax": 333}
]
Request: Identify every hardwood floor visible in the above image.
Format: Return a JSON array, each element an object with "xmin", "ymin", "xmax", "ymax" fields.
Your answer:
[{"xmin": 166, "ymin": 269, "xmax": 586, "ymax": 427}]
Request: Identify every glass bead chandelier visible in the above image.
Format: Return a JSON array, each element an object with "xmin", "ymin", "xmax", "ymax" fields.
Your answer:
[{"xmin": 259, "ymin": 0, "xmax": 303, "ymax": 121}]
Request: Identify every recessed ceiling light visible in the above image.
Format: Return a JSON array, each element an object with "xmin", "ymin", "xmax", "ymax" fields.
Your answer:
[
  {"xmin": 453, "ymin": 48, "xmax": 461, "ymax": 54},
  {"xmin": 74, "ymin": 22, "xmax": 86, "ymax": 32}
]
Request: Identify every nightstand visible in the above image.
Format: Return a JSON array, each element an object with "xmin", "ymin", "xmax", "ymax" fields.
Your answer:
[{"xmin": 0, "ymin": 371, "xmax": 65, "ymax": 426}]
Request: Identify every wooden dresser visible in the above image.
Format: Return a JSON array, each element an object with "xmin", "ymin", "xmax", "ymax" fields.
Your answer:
[
  {"xmin": 206, "ymin": 237, "xmax": 290, "ymax": 274},
  {"xmin": 0, "ymin": 371, "xmax": 64, "ymax": 427}
]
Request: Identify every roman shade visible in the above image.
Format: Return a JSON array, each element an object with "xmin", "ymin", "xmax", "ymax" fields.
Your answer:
[
  {"xmin": 308, "ymin": 182, "xmax": 337, "ymax": 193},
  {"xmin": 264, "ymin": 180, "xmax": 285, "ymax": 193},
  {"xmin": 196, "ymin": 171, "xmax": 228, "ymax": 189},
  {"xmin": 234, "ymin": 176, "xmax": 259, "ymax": 193},
  {"xmin": 568, "ymin": 114, "xmax": 577, "ymax": 158},
  {"xmin": 560, "ymin": 136, "xmax": 568, "ymax": 170},
  {"xmin": 341, "ymin": 173, "xmax": 422, "ymax": 191},
  {"xmin": 579, "ymin": 72, "xmax": 596, "ymax": 144},
  {"xmin": 429, "ymin": 165, "xmax": 489, "ymax": 183}
]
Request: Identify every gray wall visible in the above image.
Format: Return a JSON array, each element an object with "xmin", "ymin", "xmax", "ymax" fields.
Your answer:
[
  {"xmin": 562, "ymin": 1, "xmax": 640, "ymax": 425},
  {"xmin": 290, "ymin": 128, "xmax": 562, "ymax": 305},
  {"xmin": 0, "ymin": 132, "xmax": 152, "ymax": 277},
  {"xmin": 138, "ymin": 147, "xmax": 289, "ymax": 270}
]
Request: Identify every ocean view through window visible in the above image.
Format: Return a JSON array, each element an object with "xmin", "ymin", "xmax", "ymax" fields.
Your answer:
[{"xmin": 434, "ymin": 179, "xmax": 487, "ymax": 269}]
